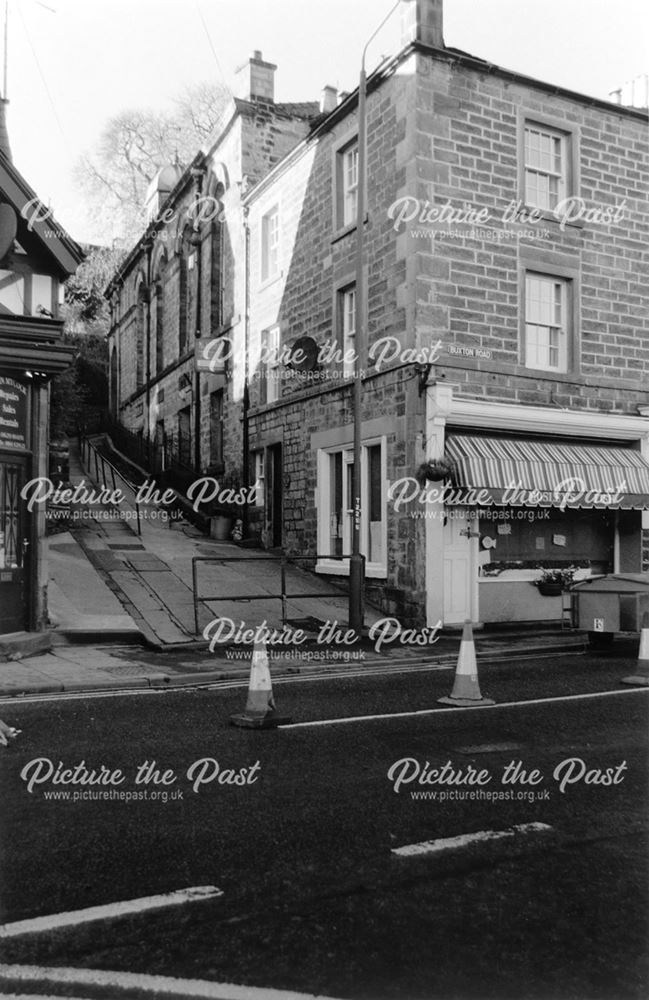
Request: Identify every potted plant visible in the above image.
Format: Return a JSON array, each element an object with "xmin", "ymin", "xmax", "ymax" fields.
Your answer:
[
  {"xmin": 416, "ymin": 457, "xmax": 453, "ymax": 486},
  {"xmin": 206, "ymin": 472, "xmax": 245, "ymax": 541},
  {"xmin": 534, "ymin": 567, "xmax": 576, "ymax": 596}
]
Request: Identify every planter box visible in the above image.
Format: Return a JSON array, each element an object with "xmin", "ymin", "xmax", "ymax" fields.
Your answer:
[{"xmin": 537, "ymin": 582, "xmax": 563, "ymax": 597}]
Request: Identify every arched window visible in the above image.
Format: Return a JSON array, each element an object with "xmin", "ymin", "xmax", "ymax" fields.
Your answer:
[
  {"xmin": 135, "ymin": 274, "xmax": 146, "ymax": 389},
  {"xmin": 151, "ymin": 251, "xmax": 167, "ymax": 375},
  {"xmin": 205, "ymin": 174, "xmax": 226, "ymax": 332},
  {"xmin": 179, "ymin": 226, "xmax": 198, "ymax": 356}
]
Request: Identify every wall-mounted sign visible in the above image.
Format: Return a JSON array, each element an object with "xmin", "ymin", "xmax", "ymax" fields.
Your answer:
[
  {"xmin": 0, "ymin": 376, "xmax": 29, "ymax": 452},
  {"xmin": 448, "ymin": 345, "xmax": 492, "ymax": 360},
  {"xmin": 195, "ymin": 336, "xmax": 228, "ymax": 373}
]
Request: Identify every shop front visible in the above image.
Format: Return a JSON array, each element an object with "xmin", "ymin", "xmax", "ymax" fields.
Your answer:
[
  {"xmin": 0, "ymin": 375, "xmax": 31, "ymax": 631},
  {"xmin": 0, "ymin": 121, "xmax": 83, "ymax": 637},
  {"xmin": 424, "ymin": 390, "xmax": 649, "ymax": 628}
]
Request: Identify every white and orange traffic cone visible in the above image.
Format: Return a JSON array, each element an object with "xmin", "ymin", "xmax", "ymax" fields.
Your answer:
[
  {"xmin": 0, "ymin": 719, "xmax": 21, "ymax": 746},
  {"xmin": 230, "ymin": 640, "xmax": 292, "ymax": 728},
  {"xmin": 621, "ymin": 612, "xmax": 649, "ymax": 686},
  {"xmin": 438, "ymin": 620, "xmax": 495, "ymax": 707}
]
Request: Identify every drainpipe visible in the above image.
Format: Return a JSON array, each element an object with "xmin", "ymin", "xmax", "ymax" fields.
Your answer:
[
  {"xmin": 144, "ymin": 238, "xmax": 153, "ymax": 463},
  {"xmin": 242, "ymin": 205, "xmax": 250, "ymax": 541},
  {"xmin": 191, "ymin": 166, "xmax": 206, "ymax": 474}
]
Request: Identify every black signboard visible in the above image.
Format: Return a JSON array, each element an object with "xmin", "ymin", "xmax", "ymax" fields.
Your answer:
[{"xmin": 0, "ymin": 376, "xmax": 29, "ymax": 452}]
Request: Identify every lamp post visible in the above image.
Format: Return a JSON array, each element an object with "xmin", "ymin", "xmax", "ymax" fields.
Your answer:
[{"xmin": 349, "ymin": 0, "xmax": 412, "ymax": 637}]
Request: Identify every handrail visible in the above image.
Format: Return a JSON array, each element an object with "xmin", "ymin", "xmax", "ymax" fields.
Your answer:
[
  {"xmin": 78, "ymin": 432, "xmax": 142, "ymax": 536},
  {"xmin": 192, "ymin": 552, "xmax": 361, "ymax": 635}
]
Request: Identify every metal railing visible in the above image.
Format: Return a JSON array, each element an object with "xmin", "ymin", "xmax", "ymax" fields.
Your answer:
[
  {"xmin": 79, "ymin": 434, "xmax": 143, "ymax": 536},
  {"xmin": 192, "ymin": 552, "xmax": 362, "ymax": 635}
]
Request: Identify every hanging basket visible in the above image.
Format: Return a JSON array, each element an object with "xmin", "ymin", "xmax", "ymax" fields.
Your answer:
[{"xmin": 416, "ymin": 458, "xmax": 453, "ymax": 487}]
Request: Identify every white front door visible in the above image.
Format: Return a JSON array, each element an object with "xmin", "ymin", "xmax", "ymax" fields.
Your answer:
[{"xmin": 443, "ymin": 509, "xmax": 478, "ymax": 624}]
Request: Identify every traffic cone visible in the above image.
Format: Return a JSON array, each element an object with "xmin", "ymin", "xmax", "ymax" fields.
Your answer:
[
  {"xmin": 230, "ymin": 640, "xmax": 292, "ymax": 728},
  {"xmin": 621, "ymin": 612, "xmax": 649, "ymax": 686},
  {"xmin": 438, "ymin": 620, "xmax": 495, "ymax": 707},
  {"xmin": 0, "ymin": 719, "xmax": 21, "ymax": 747}
]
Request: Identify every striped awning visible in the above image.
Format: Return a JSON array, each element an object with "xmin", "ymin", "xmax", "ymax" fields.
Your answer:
[{"xmin": 445, "ymin": 435, "xmax": 649, "ymax": 509}]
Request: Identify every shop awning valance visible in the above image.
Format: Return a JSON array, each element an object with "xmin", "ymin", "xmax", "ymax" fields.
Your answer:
[{"xmin": 444, "ymin": 435, "xmax": 649, "ymax": 509}]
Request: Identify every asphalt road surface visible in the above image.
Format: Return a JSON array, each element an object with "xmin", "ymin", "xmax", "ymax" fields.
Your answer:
[{"xmin": 0, "ymin": 653, "xmax": 647, "ymax": 999}]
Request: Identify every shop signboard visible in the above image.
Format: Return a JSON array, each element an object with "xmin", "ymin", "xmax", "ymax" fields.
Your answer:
[{"xmin": 0, "ymin": 376, "xmax": 29, "ymax": 452}]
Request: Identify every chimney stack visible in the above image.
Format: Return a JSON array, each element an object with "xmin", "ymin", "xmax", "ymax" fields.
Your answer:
[
  {"xmin": 400, "ymin": 0, "xmax": 444, "ymax": 49},
  {"xmin": 0, "ymin": 99, "xmax": 12, "ymax": 161},
  {"xmin": 235, "ymin": 50, "xmax": 277, "ymax": 103},
  {"xmin": 320, "ymin": 85, "xmax": 338, "ymax": 114}
]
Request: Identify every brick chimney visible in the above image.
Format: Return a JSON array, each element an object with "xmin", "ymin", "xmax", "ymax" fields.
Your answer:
[
  {"xmin": 400, "ymin": 0, "xmax": 444, "ymax": 48},
  {"xmin": 235, "ymin": 50, "xmax": 277, "ymax": 103},
  {"xmin": 320, "ymin": 85, "xmax": 338, "ymax": 114}
]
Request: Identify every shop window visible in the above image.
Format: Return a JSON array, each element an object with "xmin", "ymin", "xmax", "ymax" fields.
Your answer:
[
  {"xmin": 524, "ymin": 122, "xmax": 569, "ymax": 211},
  {"xmin": 524, "ymin": 273, "xmax": 569, "ymax": 373},
  {"xmin": 261, "ymin": 206, "xmax": 279, "ymax": 283},
  {"xmin": 336, "ymin": 139, "xmax": 358, "ymax": 229},
  {"xmin": 317, "ymin": 438, "xmax": 387, "ymax": 577},
  {"xmin": 478, "ymin": 507, "xmax": 614, "ymax": 577}
]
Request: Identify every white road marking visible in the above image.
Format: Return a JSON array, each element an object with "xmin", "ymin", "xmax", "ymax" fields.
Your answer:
[
  {"xmin": 392, "ymin": 822, "xmax": 553, "ymax": 857},
  {"xmin": 0, "ymin": 886, "xmax": 223, "ymax": 940},
  {"xmin": 280, "ymin": 687, "xmax": 649, "ymax": 729},
  {"xmin": 0, "ymin": 964, "xmax": 345, "ymax": 1000}
]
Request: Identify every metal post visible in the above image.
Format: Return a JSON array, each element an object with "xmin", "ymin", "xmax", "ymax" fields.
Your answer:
[
  {"xmin": 349, "ymin": 58, "xmax": 366, "ymax": 639},
  {"xmin": 192, "ymin": 558, "xmax": 199, "ymax": 635},
  {"xmin": 280, "ymin": 552, "xmax": 287, "ymax": 626},
  {"xmin": 349, "ymin": 0, "xmax": 407, "ymax": 638}
]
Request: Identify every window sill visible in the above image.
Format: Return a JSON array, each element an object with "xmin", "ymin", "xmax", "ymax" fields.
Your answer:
[
  {"xmin": 521, "ymin": 363, "xmax": 576, "ymax": 378},
  {"xmin": 315, "ymin": 558, "xmax": 387, "ymax": 580},
  {"xmin": 258, "ymin": 271, "xmax": 284, "ymax": 292},
  {"xmin": 517, "ymin": 203, "xmax": 585, "ymax": 231},
  {"xmin": 331, "ymin": 213, "xmax": 368, "ymax": 245}
]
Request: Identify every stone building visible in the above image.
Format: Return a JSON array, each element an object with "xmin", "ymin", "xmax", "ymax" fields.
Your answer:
[
  {"xmin": 0, "ymin": 100, "xmax": 83, "ymax": 637},
  {"xmin": 107, "ymin": 0, "xmax": 649, "ymax": 629}
]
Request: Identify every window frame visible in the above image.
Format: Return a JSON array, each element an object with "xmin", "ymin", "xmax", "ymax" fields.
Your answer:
[
  {"xmin": 517, "ymin": 111, "xmax": 580, "ymax": 224},
  {"xmin": 316, "ymin": 436, "xmax": 388, "ymax": 579},
  {"xmin": 518, "ymin": 250, "xmax": 580, "ymax": 377},
  {"xmin": 251, "ymin": 449, "xmax": 266, "ymax": 507},
  {"xmin": 260, "ymin": 205, "xmax": 280, "ymax": 285},
  {"xmin": 339, "ymin": 283, "xmax": 356, "ymax": 378},
  {"xmin": 260, "ymin": 324, "xmax": 281, "ymax": 405},
  {"xmin": 332, "ymin": 132, "xmax": 361, "ymax": 237},
  {"xmin": 524, "ymin": 273, "xmax": 568, "ymax": 373}
]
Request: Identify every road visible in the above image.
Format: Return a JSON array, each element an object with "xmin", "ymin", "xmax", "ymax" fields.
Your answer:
[{"xmin": 0, "ymin": 651, "xmax": 647, "ymax": 999}]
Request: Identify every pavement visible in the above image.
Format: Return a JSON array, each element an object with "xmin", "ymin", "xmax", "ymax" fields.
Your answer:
[{"xmin": 0, "ymin": 436, "xmax": 593, "ymax": 698}]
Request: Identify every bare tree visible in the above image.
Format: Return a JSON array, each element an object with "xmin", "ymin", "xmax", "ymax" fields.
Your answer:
[{"xmin": 75, "ymin": 83, "xmax": 230, "ymax": 244}]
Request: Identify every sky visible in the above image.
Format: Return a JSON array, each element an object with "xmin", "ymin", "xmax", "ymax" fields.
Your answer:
[{"xmin": 6, "ymin": 0, "xmax": 649, "ymax": 244}]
